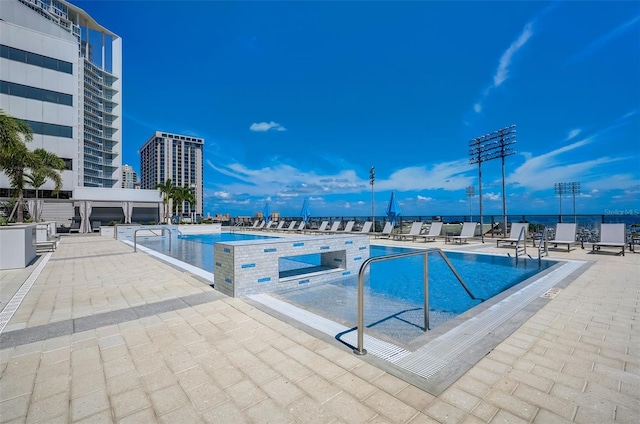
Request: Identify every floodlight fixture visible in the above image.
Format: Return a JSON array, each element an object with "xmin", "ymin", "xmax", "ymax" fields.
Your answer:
[{"xmin": 468, "ymin": 124, "xmax": 517, "ymax": 241}]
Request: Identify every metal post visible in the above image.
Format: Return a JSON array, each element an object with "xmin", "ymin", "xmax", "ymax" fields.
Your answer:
[
  {"xmin": 478, "ymin": 162, "xmax": 484, "ymax": 243},
  {"xmin": 423, "ymin": 252, "xmax": 429, "ymax": 331},
  {"xmin": 501, "ymin": 154, "xmax": 507, "ymax": 236},
  {"xmin": 369, "ymin": 167, "xmax": 375, "ymax": 233}
]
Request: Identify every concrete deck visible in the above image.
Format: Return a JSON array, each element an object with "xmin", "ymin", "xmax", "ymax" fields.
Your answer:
[{"xmin": 0, "ymin": 233, "xmax": 638, "ymax": 423}]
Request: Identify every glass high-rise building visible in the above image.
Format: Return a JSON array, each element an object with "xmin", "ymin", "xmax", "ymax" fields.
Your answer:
[{"xmin": 139, "ymin": 132, "xmax": 204, "ymax": 217}]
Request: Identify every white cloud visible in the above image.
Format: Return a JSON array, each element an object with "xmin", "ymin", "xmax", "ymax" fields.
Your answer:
[
  {"xmin": 249, "ymin": 121, "xmax": 286, "ymax": 132},
  {"xmin": 493, "ymin": 23, "xmax": 533, "ymax": 87},
  {"xmin": 565, "ymin": 15, "xmax": 640, "ymax": 66},
  {"xmin": 378, "ymin": 159, "xmax": 474, "ymax": 192},
  {"xmin": 566, "ymin": 129, "xmax": 581, "ymax": 141},
  {"xmin": 344, "ymin": 202, "xmax": 352, "ymax": 209},
  {"xmin": 484, "ymin": 192, "xmax": 501, "ymax": 201},
  {"xmin": 473, "ymin": 103, "xmax": 482, "ymax": 113},
  {"xmin": 213, "ymin": 191, "xmax": 230, "ymax": 198},
  {"xmin": 417, "ymin": 195, "xmax": 433, "ymax": 201}
]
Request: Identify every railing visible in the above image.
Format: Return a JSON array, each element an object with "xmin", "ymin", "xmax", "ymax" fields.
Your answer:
[
  {"xmin": 514, "ymin": 226, "xmax": 527, "ymax": 260},
  {"xmin": 134, "ymin": 228, "xmax": 172, "ymax": 252},
  {"xmin": 537, "ymin": 226, "xmax": 550, "ymax": 264},
  {"xmin": 354, "ymin": 248, "xmax": 479, "ymax": 355}
]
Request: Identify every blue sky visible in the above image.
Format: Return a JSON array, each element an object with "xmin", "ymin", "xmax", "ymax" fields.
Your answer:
[{"xmin": 77, "ymin": 0, "xmax": 639, "ymax": 218}]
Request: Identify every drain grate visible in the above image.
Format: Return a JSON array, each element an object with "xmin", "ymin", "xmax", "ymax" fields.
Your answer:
[{"xmin": 541, "ymin": 288, "xmax": 561, "ymax": 299}]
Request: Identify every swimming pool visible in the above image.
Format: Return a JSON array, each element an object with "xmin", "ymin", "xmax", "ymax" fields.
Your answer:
[{"xmin": 139, "ymin": 234, "xmax": 557, "ymax": 342}]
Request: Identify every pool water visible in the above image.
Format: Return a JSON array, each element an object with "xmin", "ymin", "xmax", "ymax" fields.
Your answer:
[{"xmin": 140, "ymin": 234, "xmax": 557, "ymax": 343}]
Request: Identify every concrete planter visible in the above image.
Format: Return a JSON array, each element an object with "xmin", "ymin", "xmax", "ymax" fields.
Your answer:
[{"xmin": 0, "ymin": 224, "xmax": 37, "ymax": 269}]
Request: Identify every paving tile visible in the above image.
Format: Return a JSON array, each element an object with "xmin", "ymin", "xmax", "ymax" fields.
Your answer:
[
  {"xmin": 117, "ymin": 407, "xmax": 157, "ymax": 424},
  {"xmin": 260, "ymin": 376, "xmax": 305, "ymax": 406},
  {"xmin": 485, "ymin": 388, "xmax": 538, "ymax": 421},
  {"xmin": 297, "ymin": 374, "xmax": 341, "ymax": 403},
  {"xmin": 70, "ymin": 389, "xmax": 109, "ymax": 421},
  {"xmin": 74, "ymin": 409, "xmax": 114, "ymax": 424},
  {"xmin": 140, "ymin": 367, "xmax": 177, "ymax": 393},
  {"xmin": 185, "ymin": 381, "xmax": 228, "ymax": 412},
  {"xmin": 324, "ymin": 391, "xmax": 377, "ymax": 424},
  {"xmin": 158, "ymin": 403, "xmax": 203, "ymax": 424},
  {"xmin": 201, "ymin": 401, "xmax": 248, "ymax": 424},
  {"xmin": 350, "ymin": 362, "xmax": 385, "ymax": 382},
  {"xmin": 439, "ymin": 387, "xmax": 480, "ymax": 413},
  {"xmin": 111, "ymin": 387, "xmax": 151, "ymax": 419},
  {"xmin": 207, "ymin": 363, "xmax": 245, "ymax": 389},
  {"xmin": 149, "ymin": 384, "xmax": 189, "ymax": 415},
  {"xmin": 26, "ymin": 391, "xmax": 69, "ymax": 423},
  {"xmin": 470, "ymin": 400, "xmax": 498, "ymax": 422},
  {"xmin": 0, "ymin": 373, "xmax": 35, "ymax": 401},
  {"xmin": 370, "ymin": 373, "xmax": 409, "ymax": 395},
  {"xmin": 71, "ymin": 368, "xmax": 106, "ymax": 399},
  {"xmin": 31, "ymin": 374, "xmax": 70, "ymax": 402},
  {"xmin": 224, "ymin": 379, "xmax": 267, "ymax": 410},
  {"xmin": 393, "ymin": 384, "xmax": 435, "ymax": 412},
  {"xmin": 423, "ymin": 399, "xmax": 467, "ymax": 423},
  {"xmin": 331, "ymin": 371, "xmax": 377, "ymax": 400},
  {"xmin": 364, "ymin": 389, "xmax": 419, "ymax": 424},
  {"xmin": 0, "ymin": 393, "xmax": 30, "ymax": 422},
  {"xmin": 271, "ymin": 357, "xmax": 313, "ymax": 383},
  {"xmin": 242, "ymin": 360, "xmax": 280, "ymax": 386},
  {"xmin": 287, "ymin": 395, "xmax": 336, "ymax": 424},
  {"xmin": 244, "ymin": 398, "xmax": 292, "ymax": 424}
]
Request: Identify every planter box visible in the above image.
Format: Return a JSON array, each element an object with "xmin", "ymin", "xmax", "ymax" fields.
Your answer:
[{"xmin": 0, "ymin": 224, "xmax": 37, "ymax": 269}]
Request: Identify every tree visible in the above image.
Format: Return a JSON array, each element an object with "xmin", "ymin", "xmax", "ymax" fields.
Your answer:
[
  {"xmin": 172, "ymin": 186, "xmax": 195, "ymax": 223},
  {"xmin": 155, "ymin": 179, "xmax": 174, "ymax": 224},
  {"xmin": 25, "ymin": 149, "xmax": 66, "ymax": 221},
  {"xmin": 0, "ymin": 111, "xmax": 64, "ymax": 223}
]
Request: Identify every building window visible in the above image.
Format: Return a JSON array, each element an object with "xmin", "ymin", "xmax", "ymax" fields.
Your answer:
[
  {"xmin": 0, "ymin": 45, "xmax": 73, "ymax": 74},
  {"xmin": 0, "ymin": 80, "xmax": 73, "ymax": 106},
  {"xmin": 22, "ymin": 120, "xmax": 73, "ymax": 138}
]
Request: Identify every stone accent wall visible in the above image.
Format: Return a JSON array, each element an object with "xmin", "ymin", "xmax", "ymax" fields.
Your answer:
[{"xmin": 214, "ymin": 235, "xmax": 370, "ymax": 297}]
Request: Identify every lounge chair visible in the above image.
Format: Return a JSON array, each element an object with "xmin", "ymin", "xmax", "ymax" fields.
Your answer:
[
  {"xmin": 293, "ymin": 221, "xmax": 306, "ymax": 232},
  {"xmin": 91, "ymin": 221, "xmax": 101, "ymax": 232},
  {"xmin": 255, "ymin": 221, "xmax": 266, "ymax": 230},
  {"xmin": 592, "ymin": 223, "xmax": 626, "ymax": 256},
  {"xmin": 450, "ymin": 222, "xmax": 478, "ymax": 244},
  {"xmin": 328, "ymin": 221, "xmax": 354, "ymax": 234},
  {"xmin": 305, "ymin": 220, "xmax": 328, "ymax": 234},
  {"xmin": 250, "ymin": 219, "xmax": 260, "ymax": 228},
  {"xmin": 496, "ymin": 223, "xmax": 528, "ymax": 247},
  {"xmin": 548, "ymin": 223, "xmax": 578, "ymax": 252},
  {"xmin": 69, "ymin": 221, "xmax": 80, "ymax": 233},
  {"xmin": 262, "ymin": 221, "xmax": 276, "ymax": 231},
  {"xmin": 375, "ymin": 222, "xmax": 394, "ymax": 239},
  {"xmin": 350, "ymin": 221, "xmax": 372, "ymax": 234},
  {"xmin": 412, "ymin": 221, "xmax": 443, "ymax": 242},
  {"xmin": 281, "ymin": 221, "xmax": 298, "ymax": 231},
  {"xmin": 399, "ymin": 222, "xmax": 423, "ymax": 241},
  {"xmin": 268, "ymin": 221, "xmax": 286, "ymax": 232}
]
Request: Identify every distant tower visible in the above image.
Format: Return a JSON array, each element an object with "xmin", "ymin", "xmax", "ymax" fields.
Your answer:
[
  {"xmin": 139, "ymin": 132, "xmax": 204, "ymax": 216},
  {"xmin": 122, "ymin": 165, "xmax": 138, "ymax": 189}
]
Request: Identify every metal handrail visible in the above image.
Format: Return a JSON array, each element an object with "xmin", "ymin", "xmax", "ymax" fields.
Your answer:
[
  {"xmin": 514, "ymin": 226, "xmax": 527, "ymax": 260},
  {"xmin": 537, "ymin": 226, "xmax": 549, "ymax": 264},
  {"xmin": 354, "ymin": 248, "xmax": 478, "ymax": 355},
  {"xmin": 134, "ymin": 228, "xmax": 172, "ymax": 252}
]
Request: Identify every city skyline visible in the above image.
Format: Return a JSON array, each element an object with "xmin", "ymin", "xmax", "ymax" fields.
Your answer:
[{"xmin": 76, "ymin": 1, "xmax": 639, "ymax": 217}]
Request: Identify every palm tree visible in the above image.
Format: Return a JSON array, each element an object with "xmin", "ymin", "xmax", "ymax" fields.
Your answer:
[
  {"xmin": 0, "ymin": 111, "xmax": 64, "ymax": 223},
  {"xmin": 172, "ymin": 186, "xmax": 196, "ymax": 223},
  {"xmin": 155, "ymin": 179, "xmax": 174, "ymax": 224},
  {"xmin": 25, "ymin": 149, "xmax": 66, "ymax": 221}
]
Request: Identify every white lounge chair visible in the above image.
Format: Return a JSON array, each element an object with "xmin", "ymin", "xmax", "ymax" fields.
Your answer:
[
  {"xmin": 255, "ymin": 221, "xmax": 266, "ymax": 230},
  {"xmin": 281, "ymin": 221, "xmax": 298, "ymax": 231},
  {"xmin": 328, "ymin": 221, "xmax": 354, "ymax": 234},
  {"xmin": 305, "ymin": 220, "xmax": 328, "ymax": 234},
  {"xmin": 293, "ymin": 221, "xmax": 306, "ymax": 232},
  {"xmin": 450, "ymin": 222, "xmax": 478, "ymax": 244},
  {"xmin": 375, "ymin": 222, "xmax": 394, "ymax": 239},
  {"xmin": 496, "ymin": 223, "xmax": 528, "ymax": 247},
  {"xmin": 592, "ymin": 223, "xmax": 626, "ymax": 256},
  {"xmin": 351, "ymin": 221, "xmax": 372, "ymax": 234},
  {"xmin": 268, "ymin": 221, "xmax": 286, "ymax": 232},
  {"xmin": 399, "ymin": 222, "xmax": 423, "ymax": 241},
  {"xmin": 412, "ymin": 221, "xmax": 443, "ymax": 242},
  {"xmin": 548, "ymin": 223, "xmax": 578, "ymax": 252}
]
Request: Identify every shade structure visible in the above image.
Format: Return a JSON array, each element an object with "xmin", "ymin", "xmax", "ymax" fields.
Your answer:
[
  {"xmin": 386, "ymin": 191, "xmax": 401, "ymax": 227},
  {"xmin": 263, "ymin": 202, "xmax": 271, "ymax": 222},
  {"xmin": 300, "ymin": 198, "xmax": 311, "ymax": 223}
]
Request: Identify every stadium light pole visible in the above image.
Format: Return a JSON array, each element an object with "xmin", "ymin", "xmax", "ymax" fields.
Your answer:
[
  {"xmin": 466, "ymin": 186, "xmax": 475, "ymax": 221},
  {"xmin": 568, "ymin": 182, "xmax": 580, "ymax": 223},
  {"xmin": 369, "ymin": 166, "xmax": 375, "ymax": 233},
  {"xmin": 554, "ymin": 182, "xmax": 565, "ymax": 223},
  {"xmin": 469, "ymin": 125, "xmax": 516, "ymax": 242}
]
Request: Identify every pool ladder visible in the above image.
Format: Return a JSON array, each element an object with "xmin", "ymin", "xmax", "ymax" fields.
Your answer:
[
  {"xmin": 133, "ymin": 227, "xmax": 173, "ymax": 252},
  {"xmin": 353, "ymin": 248, "xmax": 480, "ymax": 356}
]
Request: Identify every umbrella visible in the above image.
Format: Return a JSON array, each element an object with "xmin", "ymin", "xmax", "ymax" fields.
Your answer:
[
  {"xmin": 263, "ymin": 202, "xmax": 271, "ymax": 222},
  {"xmin": 386, "ymin": 191, "xmax": 401, "ymax": 227},
  {"xmin": 300, "ymin": 198, "xmax": 311, "ymax": 224}
]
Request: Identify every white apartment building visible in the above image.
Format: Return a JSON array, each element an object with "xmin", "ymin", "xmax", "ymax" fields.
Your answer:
[
  {"xmin": 121, "ymin": 164, "xmax": 137, "ymax": 189},
  {"xmin": 140, "ymin": 131, "xmax": 204, "ymax": 217},
  {"xmin": 1, "ymin": 0, "xmax": 163, "ymax": 228},
  {"xmin": 0, "ymin": 0, "xmax": 122, "ymax": 195}
]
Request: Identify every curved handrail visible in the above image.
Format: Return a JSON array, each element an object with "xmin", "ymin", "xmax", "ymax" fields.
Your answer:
[
  {"xmin": 134, "ymin": 227, "xmax": 172, "ymax": 252},
  {"xmin": 354, "ymin": 247, "xmax": 478, "ymax": 355},
  {"xmin": 514, "ymin": 226, "xmax": 527, "ymax": 260}
]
